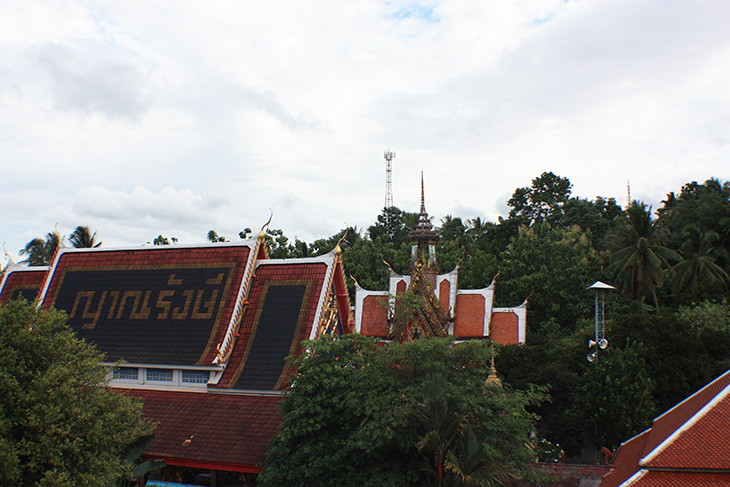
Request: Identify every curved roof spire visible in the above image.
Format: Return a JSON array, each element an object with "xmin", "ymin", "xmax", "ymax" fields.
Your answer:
[
  {"xmin": 420, "ymin": 171, "xmax": 426, "ymax": 214},
  {"xmin": 411, "ymin": 171, "xmax": 436, "ymax": 241}
]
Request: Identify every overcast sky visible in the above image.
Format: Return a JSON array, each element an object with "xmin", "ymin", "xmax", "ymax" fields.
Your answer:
[{"xmin": 2, "ymin": 0, "xmax": 729, "ymax": 265}]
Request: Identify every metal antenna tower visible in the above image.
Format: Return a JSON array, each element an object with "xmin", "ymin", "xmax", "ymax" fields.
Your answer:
[{"xmin": 384, "ymin": 150, "xmax": 395, "ymax": 210}]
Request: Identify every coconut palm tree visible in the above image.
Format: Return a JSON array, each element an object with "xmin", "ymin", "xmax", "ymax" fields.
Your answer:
[
  {"xmin": 19, "ymin": 229, "xmax": 63, "ymax": 266},
  {"xmin": 68, "ymin": 225, "xmax": 101, "ymax": 248},
  {"xmin": 607, "ymin": 201, "xmax": 680, "ymax": 311},
  {"xmin": 417, "ymin": 373, "xmax": 468, "ymax": 486},
  {"xmin": 672, "ymin": 224, "xmax": 730, "ymax": 293},
  {"xmin": 445, "ymin": 428, "xmax": 512, "ymax": 487}
]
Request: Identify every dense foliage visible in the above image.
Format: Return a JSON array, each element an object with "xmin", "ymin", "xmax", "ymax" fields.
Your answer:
[
  {"xmin": 260, "ymin": 335, "xmax": 544, "ymax": 487},
  {"xmin": 0, "ymin": 300, "xmax": 152, "ymax": 486}
]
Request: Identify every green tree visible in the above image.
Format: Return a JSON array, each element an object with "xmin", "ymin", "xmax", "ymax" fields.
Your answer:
[
  {"xmin": 497, "ymin": 223, "xmax": 603, "ymax": 336},
  {"xmin": 19, "ymin": 230, "xmax": 62, "ymax": 266},
  {"xmin": 260, "ymin": 335, "xmax": 543, "ymax": 487},
  {"xmin": 310, "ymin": 226, "xmax": 363, "ymax": 256},
  {"xmin": 573, "ymin": 342, "xmax": 655, "ymax": 451},
  {"xmin": 368, "ymin": 207, "xmax": 418, "ymax": 247},
  {"xmin": 561, "ymin": 196, "xmax": 625, "ymax": 247},
  {"xmin": 507, "ymin": 172, "xmax": 573, "ymax": 226},
  {"xmin": 677, "ymin": 300, "xmax": 730, "ymax": 336},
  {"xmin": 206, "ymin": 229, "xmax": 226, "ymax": 243},
  {"xmin": 264, "ymin": 228, "xmax": 295, "ymax": 258},
  {"xmin": 606, "ymin": 201, "xmax": 680, "ymax": 311},
  {"xmin": 0, "ymin": 300, "xmax": 152, "ymax": 486},
  {"xmin": 68, "ymin": 226, "xmax": 101, "ymax": 248},
  {"xmin": 657, "ymin": 179, "xmax": 730, "ymax": 253},
  {"xmin": 672, "ymin": 224, "xmax": 730, "ymax": 295},
  {"xmin": 152, "ymin": 235, "xmax": 178, "ymax": 245},
  {"xmin": 609, "ymin": 311, "xmax": 730, "ymax": 412}
]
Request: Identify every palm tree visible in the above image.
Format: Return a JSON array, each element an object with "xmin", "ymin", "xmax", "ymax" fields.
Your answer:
[
  {"xmin": 445, "ymin": 428, "xmax": 512, "ymax": 487},
  {"xmin": 607, "ymin": 201, "xmax": 680, "ymax": 311},
  {"xmin": 68, "ymin": 225, "xmax": 101, "ymax": 248},
  {"xmin": 466, "ymin": 217, "xmax": 494, "ymax": 253},
  {"xmin": 207, "ymin": 229, "xmax": 226, "ymax": 243},
  {"xmin": 672, "ymin": 224, "xmax": 730, "ymax": 293},
  {"xmin": 19, "ymin": 229, "xmax": 63, "ymax": 266},
  {"xmin": 417, "ymin": 373, "xmax": 468, "ymax": 486},
  {"xmin": 440, "ymin": 215, "xmax": 466, "ymax": 242}
]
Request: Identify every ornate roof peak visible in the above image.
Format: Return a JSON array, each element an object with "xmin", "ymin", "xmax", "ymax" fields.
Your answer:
[{"xmin": 411, "ymin": 172, "xmax": 437, "ymax": 241}]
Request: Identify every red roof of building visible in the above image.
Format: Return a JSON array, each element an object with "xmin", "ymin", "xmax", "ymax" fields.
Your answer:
[
  {"xmin": 602, "ymin": 369, "xmax": 730, "ymax": 487},
  {"xmin": 0, "ymin": 265, "xmax": 48, "ymax": 305},
  {"xmin": 122, "ymin": 389, "xmax": 282, "ymax": 473},
  {"xmin": 621, "ymin": 471, "xmax": 730, "ymax": 487},
  {"xmin": 214, "ymin": 259, "xmax": 329, "ymax": 390},
  {"xmin": 37, "ymin": 244, "xmax": 254, "ymax": 366},
  {"xmin": 16, "ymin": 241, "xmax": 353, "ymax": 473}
]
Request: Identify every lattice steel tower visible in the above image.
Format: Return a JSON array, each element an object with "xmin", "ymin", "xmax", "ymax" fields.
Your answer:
[{"xmin": 384, "ymin": 150, "xmax": 395, "ymax": 209}]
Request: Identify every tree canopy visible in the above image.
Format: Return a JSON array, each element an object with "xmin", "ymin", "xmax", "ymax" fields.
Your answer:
[
  {"xmin": 260, "ymin": 335, "xmax": 544, "ymax": 487},
  {"xmin": 0, "ymin": 300, "xmax": 152, "ymax": 486}
]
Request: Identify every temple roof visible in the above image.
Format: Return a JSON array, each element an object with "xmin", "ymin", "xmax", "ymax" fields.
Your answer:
[
  {"xmin": 603, "ymin": 368, "xmax": 730, "ymax": 487},
  {"xmin": 214, "ymin": 255, "xmax": 337, "ymax": 390},
  {"xmin": 122, "ymin": 389, "xmax": 282, "ymax": 472},
  {"xmin": 37, "ymin": 243, "xmax": 256, "ymax": 366},
  {"xmin": 0, "ymin": 265, "xmax": 47, "ymax": 305}
]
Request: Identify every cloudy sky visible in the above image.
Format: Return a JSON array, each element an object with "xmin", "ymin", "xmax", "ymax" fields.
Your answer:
[{"xmin": 2, "ymin": 0, "xmax": 729, "ymax": 265}]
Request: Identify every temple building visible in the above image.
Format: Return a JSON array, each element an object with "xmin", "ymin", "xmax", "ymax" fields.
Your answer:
[
  {"xmin": 0, "ymin": 230, "xmax": 353, "ymax": 484},
  {"xmin": 355, "ymin": 176, "xmax": 527, "ymax": 345},
  {"xmin": 0, "ymin": 181, "xmax": 526, "ymax": 483}
]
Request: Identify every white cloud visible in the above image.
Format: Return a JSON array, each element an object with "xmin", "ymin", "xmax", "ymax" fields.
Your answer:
[
  {"xmin": 1, "ymin": 0, "xmax": 730, "ymax": 268},
  {"xmin": 32, "ymin": 40, "xmax": 150, "ymax": 119}
]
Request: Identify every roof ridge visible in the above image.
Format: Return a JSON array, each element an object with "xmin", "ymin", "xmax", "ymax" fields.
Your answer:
[
  {"xmin": 258, "ymin": 252, "xmax": 336, "ymax": 266},
  {"xmin": 618, "ymin": 468, "xmax": 647, "ymax": 487},
  {"xmin": 652, "ymin": 369, "xmax": 730, "ymax": 423},
  {"xmin": 640, "ymin": 377, "xmax": 730, "ymax": 467}
]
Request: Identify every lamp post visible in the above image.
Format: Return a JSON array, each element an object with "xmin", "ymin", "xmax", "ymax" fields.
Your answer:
[{"xmin": 587, "ymin": 281, "xmax": 615, "ymax": 364}]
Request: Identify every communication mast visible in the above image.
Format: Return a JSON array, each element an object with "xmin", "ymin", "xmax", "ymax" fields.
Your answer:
[{"xmin": 384, "ymin": 150, "xmax": 395, "ymax": 210}]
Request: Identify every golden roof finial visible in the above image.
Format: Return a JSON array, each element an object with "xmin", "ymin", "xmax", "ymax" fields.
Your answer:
[
  {"xmin": 349, "ymin": 273, "xmax": 360, "ymax": 288},
  {"xmin": 335, "ymin": 226, "xmax": 349, "ymax": 257},
  {"xmin": 3, "ymin": 242, "xmax": 15, "ymax": 267},
  {"xmin": 258, "ymin": 210, "xmax": 273, "ymax": 240}
]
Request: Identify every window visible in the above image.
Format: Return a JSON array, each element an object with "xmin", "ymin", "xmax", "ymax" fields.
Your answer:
[
  {"xmin": 182, "ymin": 370, "xmax": 210, "ymax": 384},
  {"xmin": 146, "ymin": 368, "xmax": 173, "ymax": 382},
  {"xmin": 113, "ymin": 367, "xmax": 139, "ymax": 380}
]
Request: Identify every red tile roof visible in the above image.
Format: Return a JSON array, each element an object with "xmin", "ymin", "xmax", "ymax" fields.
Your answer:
[
  {"xmin": 38, "ymin": 244, "xmax": 253, "ymax": 366},
  {"xmin": 602, "ymin": 369, "xmax": 730, "ymax": 487},
  {"xmin": 122, "ymin": 389, "xmax": 283, "ymax": 472},
  {"xmin": 215, "ymin": 260, "xmax": 329, "ymax": 390},
  {"xmin": 0, "ymin": 266, "xmax": 48, "ymax": 305},
  {"xmin": 641, "ymin": 369, "xmax": 730, "ymax": 459},
  {"xmin": 601, "ymin": 430, "xmax": 650, "ymax": 487},
  {"xmin": 627, "ymin": 471, "xmax": 730, "ymax": 487}
]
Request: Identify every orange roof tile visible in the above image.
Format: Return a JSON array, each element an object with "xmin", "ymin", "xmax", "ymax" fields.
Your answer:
[{"xmin": 602, "ymin": 369, "xmax": 730, "ymax": 487}]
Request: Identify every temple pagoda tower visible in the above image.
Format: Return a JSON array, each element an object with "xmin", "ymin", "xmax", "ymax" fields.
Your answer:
[
  {"xmin": 390, "ymin": 173, "xmax": 451, "ymax": 340},
  {"xmin": 354, "ymin": 173, "xmax": 528, "ymax": 345}
]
